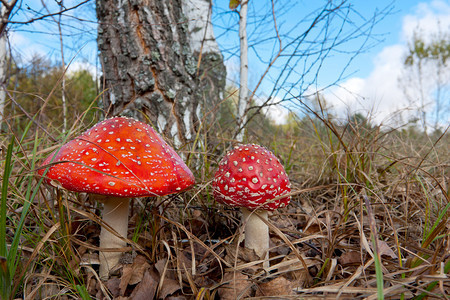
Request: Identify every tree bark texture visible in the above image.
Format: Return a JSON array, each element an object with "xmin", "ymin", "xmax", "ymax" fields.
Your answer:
[{"xmin": 97, "ymin": 0, "xmax": 225, "ymax": 146}]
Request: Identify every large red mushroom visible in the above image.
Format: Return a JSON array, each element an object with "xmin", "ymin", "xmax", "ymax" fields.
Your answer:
[
  {"xmin": 38, "ymin": 117, "xmax": 195, "ymax": 279},
  {"xmin": 212, "ymin": 144, "xmax": 291, "ymax": 267}
]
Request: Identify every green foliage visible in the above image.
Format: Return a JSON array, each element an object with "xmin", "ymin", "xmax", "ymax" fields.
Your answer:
[
  {"xmin": 6, "ymin": 54, "xmax": 98, "ymax": 135},
  {"xmin": 405, "ymin": 32, "xmax": 450, "ymax": 66},
  {"xmin": 402, "ymin": 30, "xmax": 450, "ymax": 130}
]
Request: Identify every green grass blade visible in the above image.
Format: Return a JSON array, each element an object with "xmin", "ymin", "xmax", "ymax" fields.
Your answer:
[
  {"xmin": 372, "ymin": 237, "xmax": 385, "ymax": 300},
  {"xmin": 8, "ymin": 133, "xmax": 41, "ymax": 275},
  {"xmin": 76, "ymin": 284, "xmax": 92, "ymax": 300},
  {"xmin": 0, "ymin": 137, "xmax": 15, "ymax": 299},
  {"xmin": 0, "ymin": 137, "xmax": 14, "ymax": 257}
]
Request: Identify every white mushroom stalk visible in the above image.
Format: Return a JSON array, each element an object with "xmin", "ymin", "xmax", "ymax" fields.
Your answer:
[
  {"xmin": 241, "ymin": 208, "xmax": 269, "ymax": 264},
  {"xmin": 98, "ymin": 196, "xmax": 130, "ymax": 279}
]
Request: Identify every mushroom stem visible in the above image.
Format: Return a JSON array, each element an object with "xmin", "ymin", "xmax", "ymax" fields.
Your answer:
[
  {"xmin": 241, "ymin": 208, "xmax": 269, "ymax": 268},
  {"xmin": 98, "ymin": 196, "xmax": 130, "ymax": 280}
]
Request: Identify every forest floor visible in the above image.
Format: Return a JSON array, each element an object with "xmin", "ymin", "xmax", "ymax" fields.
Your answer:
[{"xmin": 1, "ymin": 116, "xmax": 449, "ymax": 299}]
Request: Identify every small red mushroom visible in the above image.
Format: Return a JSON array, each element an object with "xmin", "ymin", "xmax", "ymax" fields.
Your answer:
[
  {"xmin": 212, "ymin": 144, "xmax": 291, "ymax": 267},
  {"xmin": 38, "ymin": 117, "xmax": 195, "ymax": 279}
]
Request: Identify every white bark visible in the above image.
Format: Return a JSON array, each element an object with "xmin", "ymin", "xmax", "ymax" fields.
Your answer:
[
  {"xmin": 98, "ymin": 197, "xmax": 130, "ymax": 280},
  {"xmin": 241, "ymin": 207, "xmax": 269, "ymax": 268},
  {"xmin": 0, "ymin": 6, "xmax": 7, "ymax": 127},
  {"xmin": 57, "ymin": 1, "xmax": 67, "ymax": 134},
  {"xmin": 181, "ymin": 0, "xmax": 220, "ymax": 54},
  {"xmin": 236, "ymin": 0, "xmax": 249, "ymax": 142}
]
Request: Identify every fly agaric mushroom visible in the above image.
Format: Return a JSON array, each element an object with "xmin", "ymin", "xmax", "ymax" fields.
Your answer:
[
  {"xmin": 38, "ymin": 117, "xmax": 195, "ymax": 279},
  {"xmin": 212, "ymin": 144, "xmax": 291, "ymax": 266}
]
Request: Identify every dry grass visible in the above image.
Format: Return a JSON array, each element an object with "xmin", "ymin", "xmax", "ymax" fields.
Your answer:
[{"xmin": 0, "ymin": 107, "xmax": 449, "ymax": 299}]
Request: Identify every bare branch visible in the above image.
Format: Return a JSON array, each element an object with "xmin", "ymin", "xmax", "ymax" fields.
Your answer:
[
  {"xmin": 6, "ymin": 0, "xmax": 90, "ymax": 26},
  {"xmin": 0, "ymin": 0, "xmax": 18, "ymax": 35}
]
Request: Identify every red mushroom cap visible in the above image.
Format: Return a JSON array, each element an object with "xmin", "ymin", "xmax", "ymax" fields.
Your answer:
[
  {"xmin": 38, "ymin": 117, "xmax": 195, "ymax": 197},
  {"xmin": 212, "ymin": 144, "xmax": 291, "ymax": 211}
]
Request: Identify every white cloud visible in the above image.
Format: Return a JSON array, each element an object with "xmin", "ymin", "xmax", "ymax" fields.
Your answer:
[
  {"xmin": 9, "ymin": 32, "xmax": 47, "ymax": 61},
  {"xmin": 402, "ymin": 0, "xmax": 450, "ymax": 42},
  {"xmin": 67, "ymin": 61, "xmax": 98, "ymax": 77},
  {"xmin": 324, "ymin": 0, "xmax": 450, "ymax": 127},
  {"xmin": 261, "ymin": 97, "xmax": 290, "ymax": 125}
]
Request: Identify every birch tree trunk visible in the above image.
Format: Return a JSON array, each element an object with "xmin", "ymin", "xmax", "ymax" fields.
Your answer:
[
  {"xmin": 0, "ymin": 1, "xmax": 17, "ymax": 129},
  {"xmin": 97, "ymin": 0, "xmax": 225, "ymax": 146},
  {"xmin": 0, "ymin": 30, "xmax": 6, "ymax": 128},
  {"xmin": 0, "ymin": 5, "xmax": 8, "ymax": 128},
  {"xmin": 236, "ymin": 0, "xmax": 248, "ymax": 142}
]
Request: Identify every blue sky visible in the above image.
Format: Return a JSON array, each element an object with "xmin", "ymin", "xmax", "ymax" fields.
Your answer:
[
  {"xmin": 8, "ymin": 0, "xmax": 450, "ymax": 126},
  {"xmin": 211, "ymin": 0, "xmax": 450, "ymax": 126}
]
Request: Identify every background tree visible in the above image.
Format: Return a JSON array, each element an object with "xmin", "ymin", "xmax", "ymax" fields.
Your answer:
[
  {"xmin": 1, "ymin": 0, "xmax": 96, "ymax": 134},
  {"xmin": 6, "ymin": 55, "xmax": 97, "ymax": 134},
  {"xmin": 399, "ymin": 29, "xmax": 450, "ymax": 132},
  {"xmin": 0, "ymin": 0, "xmax": 18, "ymax": 129},
  {"xmin": 96, "ymin": 0, "xmax": 226, "ymax": 146}
]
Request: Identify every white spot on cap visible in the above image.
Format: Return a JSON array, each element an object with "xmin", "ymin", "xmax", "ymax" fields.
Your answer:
[
  {"xmin": 108, "ymin": 182, "xmax": 115, "ymax": 186},
  {"xmin": 248, "ymin": 166, "xmax": 254, "ymax": 170},
  {"xmin": 252, "ymin": 178, "xmax": 258, "ymax": 184}
]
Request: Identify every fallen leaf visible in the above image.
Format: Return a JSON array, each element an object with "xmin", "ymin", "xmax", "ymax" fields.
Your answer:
[
  {"xmin": 129, "ymin": 255, "xmax": 150, "ymax": 285},
  {"xmin": 105, "ymin": 277, "xmax": 121, "ymax": 298},
  {"xmin": 158, "ymin": 278, "xmax": 181, "ymax": 299},
  {"xmin": 218, "ymin": 272, "xmax": 252, "ymax": 300},
  {"xmin": 338, "ymin": 251, "xmax": 362, "ymax": 265},
  {"xmin": 256, "ymin": 276, "xmax": 293, "ymax": 296},
  {"xmin": 376, "ymin": 240, "xmax": 398, "ymax": 259},
  {"xmin": 224, "ymin": 243, "xmax": 260, "ymax": 266},
  {"xmin": 120, "ymin": 265, "xmax": 134, "ymax": 295},
  {"xmin": 275, "ymin": 253, "xmax": 317, "ymax": 285},
  {"xmin": 120, "ymin": 255, "xmax": 150, "ymax": 295},
  {"xmin": 129, "ymin": 269, "xmax": 158, "ymax": 300},
  {"xmin": 155, "ymin": 258, "xmax": 167, "ymax": 276}
]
